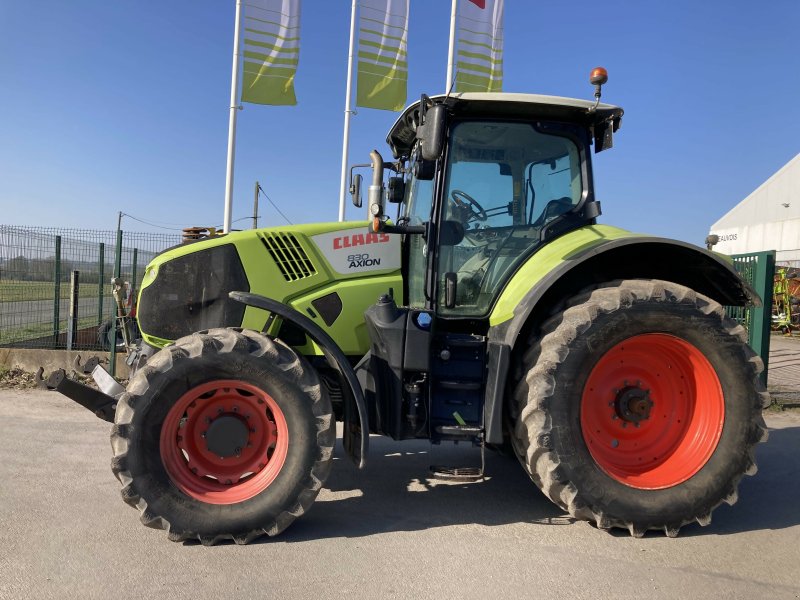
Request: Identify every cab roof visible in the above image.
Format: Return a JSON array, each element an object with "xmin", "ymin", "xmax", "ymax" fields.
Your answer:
[{"xmin": 386, "ymin": 92, "xmax": 623, "ymax": 159}]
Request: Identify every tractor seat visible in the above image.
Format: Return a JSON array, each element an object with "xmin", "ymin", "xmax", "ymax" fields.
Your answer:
[{"xmin": 532, "ymin": 197, "xmax": 574, "ymax": 228}]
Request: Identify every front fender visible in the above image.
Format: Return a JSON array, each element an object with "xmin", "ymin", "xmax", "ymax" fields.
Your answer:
[{"xmin": 230, "ymin": 291, "xmax": 368, "ymax": 468}]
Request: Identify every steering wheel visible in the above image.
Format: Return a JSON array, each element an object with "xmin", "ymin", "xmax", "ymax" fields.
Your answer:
[{"xmin": 450, "ymin": 189, "xmax": 488, "ymax": 223}]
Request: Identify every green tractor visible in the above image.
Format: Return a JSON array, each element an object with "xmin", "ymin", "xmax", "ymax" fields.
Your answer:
[{"xmin": 50, "ymin": 71, "xmax": 769, "ymax": 543}]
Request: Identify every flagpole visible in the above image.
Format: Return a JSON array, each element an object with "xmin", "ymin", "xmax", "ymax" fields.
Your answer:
[
  {"xmin": 338, "ymin": 0, "xmax": 358, "ymax": 223},
  {"xmin": 446, "ymin": 0, "xmax": 457, "ymax": 91},
  {"xmin": 223, "ymin": 0, "xmax": 244, "ymax": 234}
]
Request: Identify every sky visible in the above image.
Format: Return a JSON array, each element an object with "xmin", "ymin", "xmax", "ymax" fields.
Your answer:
[{"xmin": 1, "ymin": 0, "xmax": 798, "ymax": 247}]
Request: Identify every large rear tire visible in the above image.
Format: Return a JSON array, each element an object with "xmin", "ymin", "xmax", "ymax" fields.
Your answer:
[
  {"xmin": 110, "ymin": 328, "xmax": 334, "ymax": 544},
  {"xmin": 510, "ymin": 279, "xmax": 769, "ymax": 537}
]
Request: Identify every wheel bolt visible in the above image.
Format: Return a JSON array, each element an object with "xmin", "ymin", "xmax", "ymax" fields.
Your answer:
[
  {"xmin": 233, "ymin": 406, "xmax": 239, "ymax": 412},
  {"xmin": 200, "ymin": 431, "xmax": 207, "ymax": 438},
  {"xmin": 258, "ymin": 399, "xmax": 265, "ymax": 404},
  {"xmin": 217, "ymin": 408, "xmax": 224, "ymax": 414},
  {"xmin": 250, "ymin": 428, "xmax": 256, "ymax": 433},
  {"xmin": 205, "ymin": 417, "xmax": 212, "ymax": 424}
]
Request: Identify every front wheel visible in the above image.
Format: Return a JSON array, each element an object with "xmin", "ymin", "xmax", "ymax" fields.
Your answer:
[
  {"xmin": 110, "ymin": 328, "xmax": 334, "ymax": 544},
  {"xmin": 510, "ymin": 279, "xmax": 769, "ymax": 537}
]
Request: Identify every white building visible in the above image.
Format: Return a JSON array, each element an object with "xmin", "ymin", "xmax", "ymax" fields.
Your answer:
[{"xmin": 709, "ymin": 153, "xmax": 800, "ymax": 264}]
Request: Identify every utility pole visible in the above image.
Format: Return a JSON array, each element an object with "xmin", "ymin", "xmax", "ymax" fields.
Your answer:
[{"xmin": 253, "ymin": 181, "xmax": 260, "ymax": 229}]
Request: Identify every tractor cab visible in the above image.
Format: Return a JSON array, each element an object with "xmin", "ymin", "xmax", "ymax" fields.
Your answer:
[{"xmin": 355, "ymin": 91, "xmax": 623, "ymax": 445}]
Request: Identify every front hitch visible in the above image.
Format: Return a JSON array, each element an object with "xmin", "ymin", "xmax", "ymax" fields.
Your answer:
[{"xmin": 38, "ymin": 368, "xmax": 120, "ymax": 423}]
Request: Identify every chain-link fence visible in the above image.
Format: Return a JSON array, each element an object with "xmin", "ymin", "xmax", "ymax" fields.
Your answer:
[{"xmin": 0, "ymin": 225, "xmax": 181, "ymax": 350}]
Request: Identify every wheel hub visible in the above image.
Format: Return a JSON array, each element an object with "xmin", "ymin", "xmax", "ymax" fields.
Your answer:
[
  {"xmin": 614, "ymin": 384, "xmax": 653, "ymax": 424},
  {"xmin": 160, "ymin": 380, "xmax": 289, "ymax": 504},
  {"xmin": 205, "ymin": 415, "xmax": 250, "ymax": 458},
  {"xmin": 580, "ymin": 334, "xmax": 725, "ymax": 490}
]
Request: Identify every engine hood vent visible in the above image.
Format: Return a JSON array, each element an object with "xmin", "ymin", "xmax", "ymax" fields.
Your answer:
[{"xmin": 259, "ymin": 232, "xmax": 317, "ymax": 281}]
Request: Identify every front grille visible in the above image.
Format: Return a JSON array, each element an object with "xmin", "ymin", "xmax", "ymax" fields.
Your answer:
[
  {"xmin": 259, "ymin": 232, "xmax": 316, "ymax": 281},
  {"xmin": 138, "ymin": 244, "xmax": 249, "ymax": 341}
]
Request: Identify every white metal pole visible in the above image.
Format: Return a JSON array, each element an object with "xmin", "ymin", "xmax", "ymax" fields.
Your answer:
[
  {"xmin": 338, "ymin": 0, "xmax": 358, "ymax": 223},
  {"xmin": 223, "ymin": 0, "xmax": 244, "ymax": 233},
  {"xmin": 446, "ymin": 0, "xmax": 458, "ymax": 92}
]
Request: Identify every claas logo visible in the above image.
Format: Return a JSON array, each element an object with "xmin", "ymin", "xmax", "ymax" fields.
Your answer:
[{"xmin": 333, "ymin": 233, "xmax": 390, "ymax": 249}]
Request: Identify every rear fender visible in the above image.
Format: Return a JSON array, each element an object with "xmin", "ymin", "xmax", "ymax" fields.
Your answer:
[
  {"xmin": 483, "ymin": 236, "xmax": 758, "ymax": 444},
  {"xmin": 230, "ymin": 291, "xmax": 368, "ymax": 467}
]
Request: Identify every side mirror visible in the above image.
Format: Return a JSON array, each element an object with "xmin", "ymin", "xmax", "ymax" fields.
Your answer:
[
  {"xmin": 386, "ymin": 176, "xmax": 405, "ymax": 204},
  {"xmin": 350, "ymin": 173, "xmax": 363, "ymax": 208},
  {"xmin": 594, "ymin": 120, "xmax": 613, "ymax": 153},
  {"xmin": 419, "ymin": 104, "xmax": 447, "ymax": 161}
]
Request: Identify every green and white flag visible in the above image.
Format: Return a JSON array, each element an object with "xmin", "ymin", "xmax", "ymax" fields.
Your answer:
[
  {"xmin": 241, "ymin": 0, "xmax": 301, "ymax": 105},
  {"xmin": 455, "ymin": 0, "xmax": 503, "ymax": 93},
  {"xmin": 356, "ymin": 0, "xmax": 409, "ymax": 112}
]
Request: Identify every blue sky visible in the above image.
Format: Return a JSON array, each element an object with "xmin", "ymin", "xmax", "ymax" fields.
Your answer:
[{"xmin": 1, "ymin": 0, "xmax": 798, "ymax": 247}]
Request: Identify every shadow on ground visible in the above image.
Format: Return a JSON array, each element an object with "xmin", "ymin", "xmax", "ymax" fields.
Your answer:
[
  {"xmin": 274, "ymin": 425, "xmax": 800, "ymax": 543},
  {"xmin": 277, "ymin": 436, "xmax": 569, "ymax": 543},
  {"xmin": 602, "ymin": 425, "xmax": 800, "ymax": 539},
  {"xmin": 691, "ymin": 425, "xmax": 800, "ymax": 536}
]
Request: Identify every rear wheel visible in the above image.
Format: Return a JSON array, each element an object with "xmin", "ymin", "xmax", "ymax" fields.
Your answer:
[
  {"xmin": 510, "ymin": 279, "xmax": 769, "ymax": 537},
  {"xmin": 111, "ymin": 328, "xmax": 334, "ymax": 544}
]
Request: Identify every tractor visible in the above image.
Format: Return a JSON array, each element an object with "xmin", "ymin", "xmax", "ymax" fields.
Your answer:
[{"xmin": 48, "ymin": 69, "xmax": 769, "ymax": 544}]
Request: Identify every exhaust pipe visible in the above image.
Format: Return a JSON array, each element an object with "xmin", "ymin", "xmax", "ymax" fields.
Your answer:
[{"xmin": 367, "ymin": 149, "xmax": 385, "ymax": 231}]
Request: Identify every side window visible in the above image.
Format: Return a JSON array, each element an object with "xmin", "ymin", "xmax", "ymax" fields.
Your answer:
[
  {"xmin": 437, "ymin": 120, "xmax": 584, "ymax": 316},
  {"xmin": 525, "ymin": 144, "xmax": 582, "ymax": 226}
]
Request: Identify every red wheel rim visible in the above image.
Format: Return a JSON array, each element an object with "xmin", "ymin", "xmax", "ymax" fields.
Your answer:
[
  {"xmin": 159, "ymin": 380, "xmax": 289, "ymax": 504},
  {"xmin": 580, "ymin": 334, "xmax": 724, "ymax": 490}
]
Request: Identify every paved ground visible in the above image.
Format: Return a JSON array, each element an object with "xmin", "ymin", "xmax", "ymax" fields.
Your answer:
[
  {"xmin": 0, "ymin": 388, "xmax": 798, "ymax": 600},
  {"xmin": 769, "ymin": 335, "xmax": 800, "ymax": 406}
]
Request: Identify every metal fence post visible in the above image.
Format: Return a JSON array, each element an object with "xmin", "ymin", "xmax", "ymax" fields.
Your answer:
[
  {"xmin": 98, "ymin": 242, "xmax": 105, "ymax": 326},
  {"xmin": 131, "ymin": 248, "xmax": 138, "ymax": 299},
  {"xmin": 751, "ymin": 250, "xmax": 776, "ymax": 387},
  {"xmin": 53, "ymin": 235, "xmax": 62, "ymax": 344},
  {"xmin": 730, "ymin": 251, "xmax": 776, "ymax": 387},
  {"xmin": 110, "ymin": 229, "xmax": 123, "ymax": 376},
  {"xmin": 67, "ymin": 270, "xmax": 79, "ymax": 350}
]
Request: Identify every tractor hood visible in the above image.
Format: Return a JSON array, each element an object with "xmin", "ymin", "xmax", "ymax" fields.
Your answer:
[{"xmin": 136, "ymin": 221, "xmax": 402, "ymax": 350}]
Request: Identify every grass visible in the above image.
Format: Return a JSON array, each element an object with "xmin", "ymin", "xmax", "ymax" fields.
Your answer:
[
  {"xmin": 0, "ymin": 279, "xmax": 111, "ymax": 303},
  {"xmin": 0, "ymin": 316, "xmax": 103, "ymax": 346}
]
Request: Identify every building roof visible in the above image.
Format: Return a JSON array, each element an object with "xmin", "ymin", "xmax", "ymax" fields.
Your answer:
[{"xmin": 711, "ymin": 153, "xmax": 800, "ymax": 230}]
